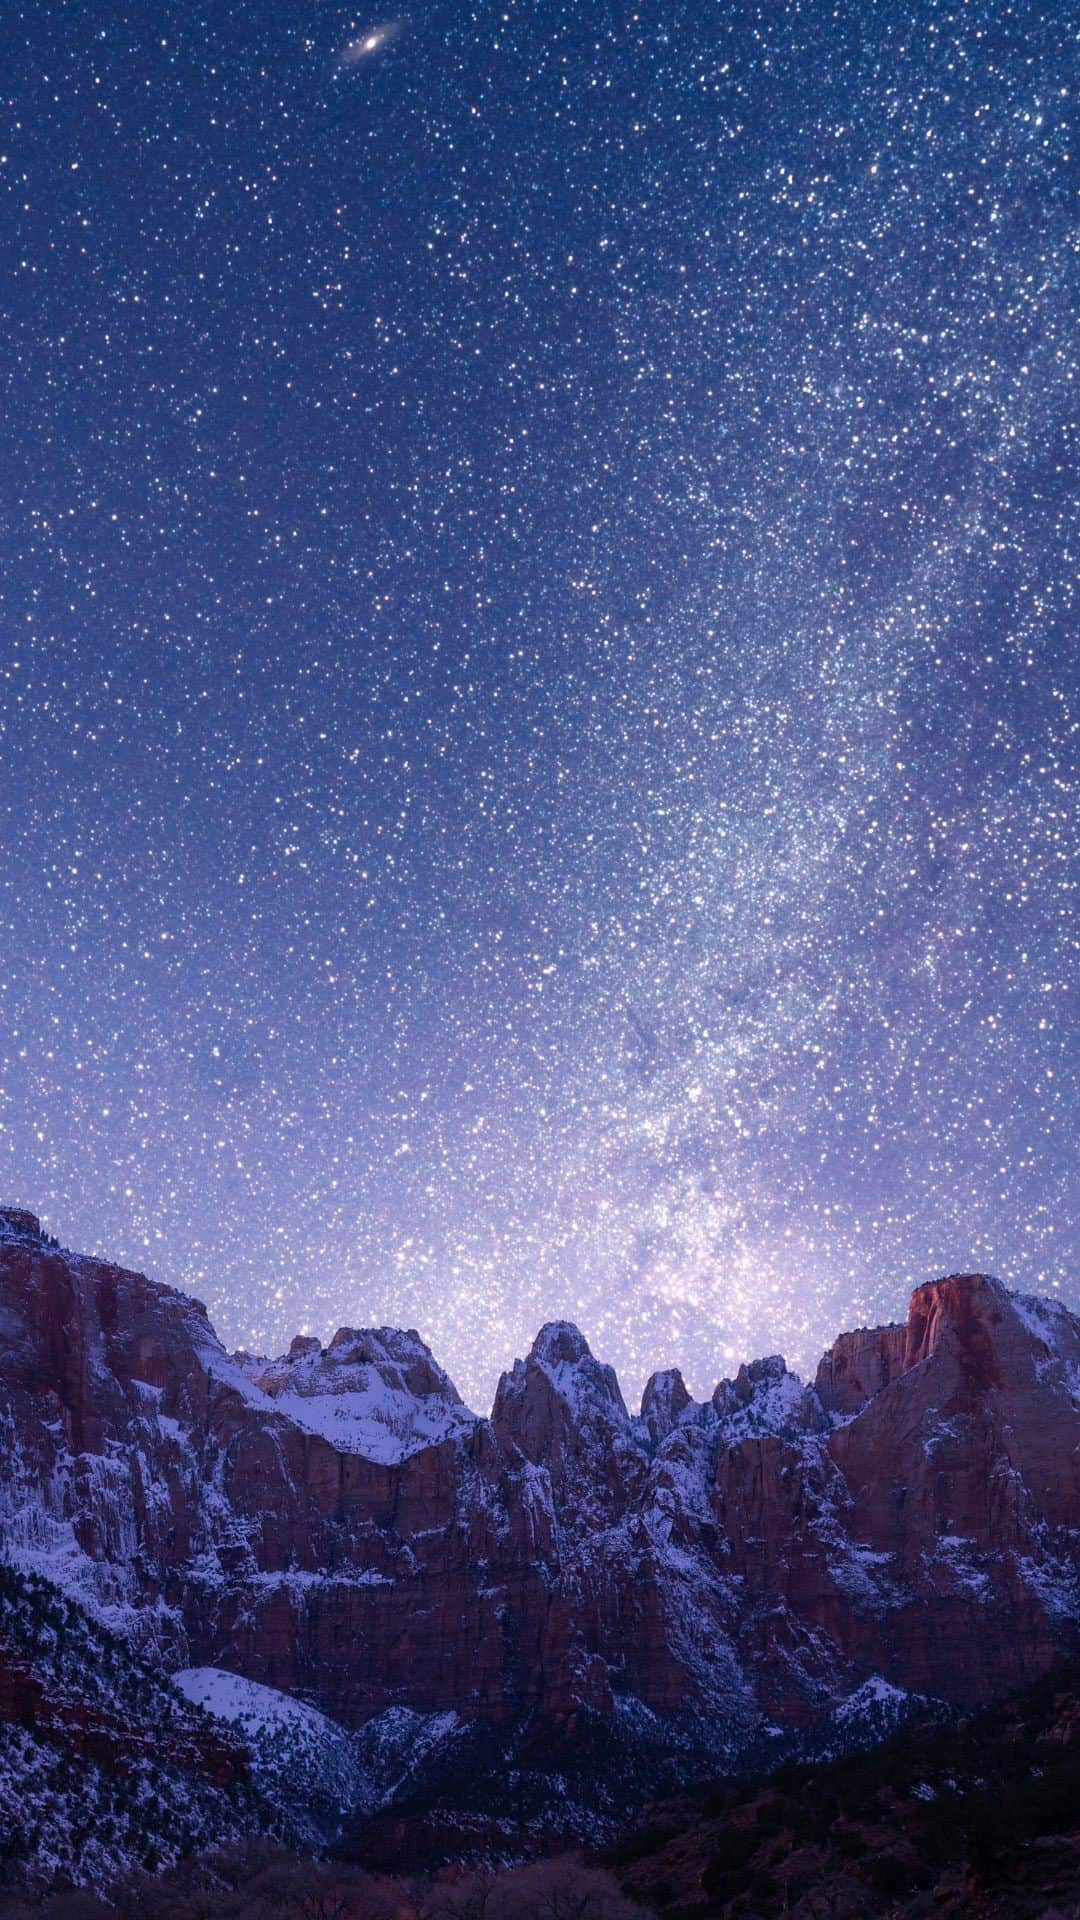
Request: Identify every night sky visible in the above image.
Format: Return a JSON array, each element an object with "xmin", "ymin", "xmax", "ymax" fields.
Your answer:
[{"xmin": 2, "ymin": 0, "xmax": 1076, "ymax": 1407}]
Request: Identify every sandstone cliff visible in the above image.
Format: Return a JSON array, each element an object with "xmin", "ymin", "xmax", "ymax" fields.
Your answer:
[{"xmin": 2, "ymin": 1204, "xmax": 1079, "ymax": 1841}]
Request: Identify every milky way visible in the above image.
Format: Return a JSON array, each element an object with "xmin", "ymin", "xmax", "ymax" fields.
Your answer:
[{"xmin": 1, "ymin": 0, "xmax": 1076, "ymax": 1406}]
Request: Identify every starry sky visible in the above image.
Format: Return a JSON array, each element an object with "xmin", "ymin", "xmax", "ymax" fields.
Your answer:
[{"xmin": 2, "ymin": 0, "xmax": 1076, "ymax": 1409}]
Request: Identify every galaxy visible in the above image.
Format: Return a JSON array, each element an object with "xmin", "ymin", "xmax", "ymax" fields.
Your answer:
[
  {"xmin": 338, "ymin": 22, "xmax": 404, "ymax": 67},
  {"xmin": 1, "ymin": 1, "xmax": 1075, "ymax": 1407}
]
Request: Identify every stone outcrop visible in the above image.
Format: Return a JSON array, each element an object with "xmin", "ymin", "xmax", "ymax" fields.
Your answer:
[
  {"xmin": 814, "ymin": 1322, "xmax": 908, "ymax": 1417},
  {"xmin": 0, "ymin": 1640, "xmax": 247, "ymax": 1787},
  {"xmin": 641, "ymin": 1368, "xmax": 692, "ymax": 1445},
  {"xmin": 2, "ymin": 1209, "xmax": 1080, "ymax": 1803}
]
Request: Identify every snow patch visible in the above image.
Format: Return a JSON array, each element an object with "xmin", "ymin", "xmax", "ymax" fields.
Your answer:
[
  {"xmin": 927, "ymin": 1535, "xmax": 993, "ymax": 1598},
  {"xmin": 528, "ymin": 1323, "xmax": 630, "ymax": 1427},
  {"xmin": 712, "ymin": 1358, "xmax": 823, "ymax": 1445},
  {"xmin": 1011, "ymin": 1291, "xmax": 1072, "ymax": 1354},
  {"xmin": 923, "ymin": 1416, "xmax": 964, "ymax": 1456},
  {"xmin": 269, "ymin": 1382, "xmax": 474, "ymax": 1462},
  {"xmin": 249, "ymin": 1325, "xmax": 478, "ymax": 1462},
  {"xmin": 835, "ymin": 1675, "xmax": 912, "ymax": 1722},
  {"xmin": 176, "ymin": 1666, "xmax": 339, "ymax": 1740},
  {"xmin": 174, "ymin": 1667, "xmax": 377, "ymax": 1844}
]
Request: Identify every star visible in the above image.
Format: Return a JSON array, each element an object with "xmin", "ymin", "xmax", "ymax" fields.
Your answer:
[{"xmin": 1, "ymin": 0, "xmax": 1074, "ymax": 1410}]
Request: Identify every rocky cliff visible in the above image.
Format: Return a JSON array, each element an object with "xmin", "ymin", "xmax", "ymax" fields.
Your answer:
[{"xmin": 2, "ymin": 1204, "xmax": 1079, "ymax": 1850}]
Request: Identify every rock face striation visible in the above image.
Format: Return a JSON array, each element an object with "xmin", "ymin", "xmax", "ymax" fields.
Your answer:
[{"xmin": 2, "ymin": 1205, "xmax": 1080, "ymax": 1825}]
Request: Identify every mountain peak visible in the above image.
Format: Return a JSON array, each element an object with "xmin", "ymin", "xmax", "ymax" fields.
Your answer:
[
  {"xmin": 711, "ymin": 1353, "xmax": 824, "ymax": 1442},
  {"xmin": 528, "ymin": 1320, "xmax": 593, "ymax": 1369},
  {"xmin": 249, "ymin": 1321, "xmax": 472, "ymax": 1462},
  {"xmin": 640, "ymin": 1367, "xmax": 693, "ymax": 1444},
  {"xmin": 524, "ymin": 1319, "xmax": 629, "ymax": 1421}
]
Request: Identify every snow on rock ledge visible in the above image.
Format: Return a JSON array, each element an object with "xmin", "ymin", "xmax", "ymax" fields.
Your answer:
[
  {"xmin": 712, "ymin": 1353, "xmax": 827, "ymax": 1443},
  {"xmin": 246, "ymin": 1326, "xmax": 477, "ymax": 1464}
]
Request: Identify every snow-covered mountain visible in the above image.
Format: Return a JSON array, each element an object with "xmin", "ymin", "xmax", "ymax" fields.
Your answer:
[{"xmin": 2, "ymin": 1203, "xmax": 1080, "ymax": 1894}]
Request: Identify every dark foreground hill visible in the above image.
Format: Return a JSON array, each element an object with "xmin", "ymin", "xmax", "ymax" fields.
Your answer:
[
  {"xmin": 7, "ymin": 1651, "xmax": 1080, "ymax": 1918},
  {"xmin": 610, "ymin": 1645, "xmax": 1080, "ymax": 1918}
]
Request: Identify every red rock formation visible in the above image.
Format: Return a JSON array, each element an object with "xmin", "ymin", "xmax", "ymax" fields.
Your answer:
[
  {"xmin": 814, "ymin": 1323, "xmax": 908, "ymax": 1416},
  {"xmin": 2, "ymin": 1210, "xmax": 1080, "ymax": 1784},
  {"xmin": 641, "ymin": 1368, "xmax": 693, "ymax": 1446},
  {"xmin": 0, "ymin": 1639, "xmax": 248, "ymax": 1787}
]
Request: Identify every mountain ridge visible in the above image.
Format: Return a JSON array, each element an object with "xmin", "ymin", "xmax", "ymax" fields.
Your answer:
[{"xmin": 2, "ymin": 1203, "xmax": 1080, "ymax": 1891}]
